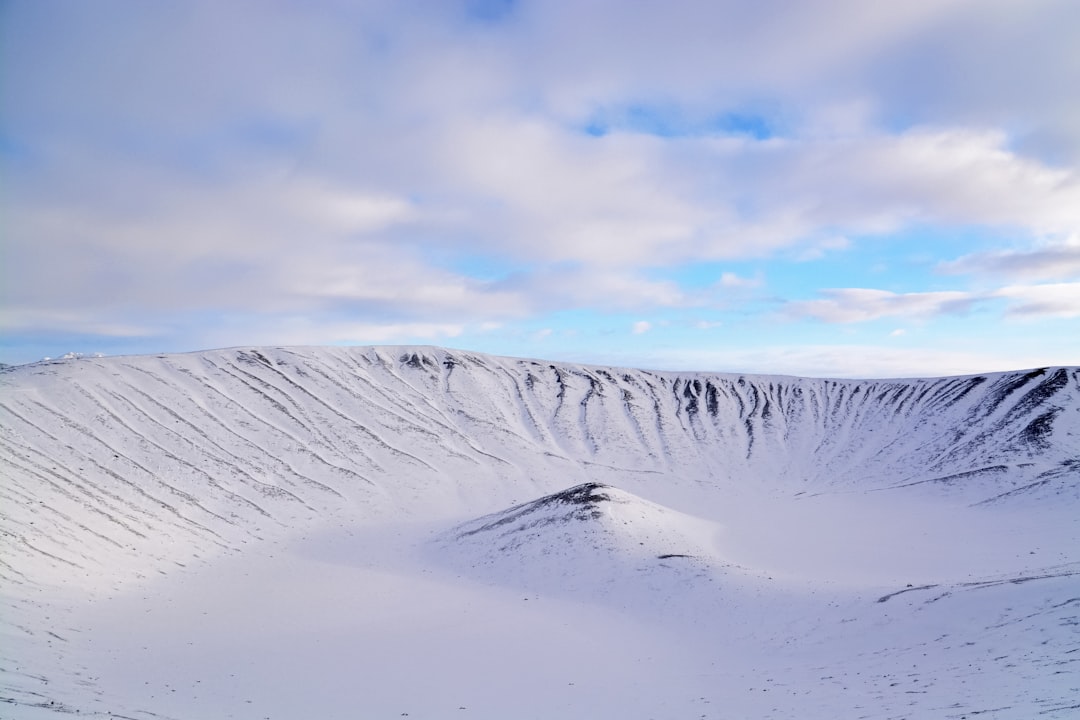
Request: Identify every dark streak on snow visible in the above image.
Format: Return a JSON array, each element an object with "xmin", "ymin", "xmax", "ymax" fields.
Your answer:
[{"xmin": 455, "ymin": 483, "xmax": 613, "ymax": 539}]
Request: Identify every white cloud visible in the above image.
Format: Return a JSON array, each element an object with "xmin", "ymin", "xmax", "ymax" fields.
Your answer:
[
  {"xmin": 287, "ymin": 184, "xmax": 416, "ymax": 235},
  {"xmin": 501, "ymin": 267, "xmax": 688, "ymax": 311},
  {"xmin": 632, "ymin": 321, "xmax": 652, "ymax": 334},
  {"xmin": 515, "ymin": 0, "xmax": 978, "ymax": 117},
  {"xmin": 785, "ymin": 281, "xmax": 1080, "ymax": 324},
  {"xmin": 11, "ymin": 3, "xmax": 1080, "ymax": 279},
  {"xmin": 938, "ymin": 239, "xmax": 1080, "ymax": 281},
  {"xmin": 993, "ymin": 282, "xmax": 1080, "ymax": 318},
  {"xmin": 436, "ymin": 116, "xmax": 710, "ymax": 266},
  {"xmin": 718, "ymin": 272, "xmax": 763, "ymax": 289},
  {"xmin": 0, "ymin": 308, "xmax": 164, "ymax": 338},
  {"xmin": 438, "ymin": 120, "xmax": 1080, "ymax": 268},
  {"xmin": 793, "ymin": 235, "xmax": 851, "ymax": 261},
  {"xmin": 751, "ymin": 127, "xmax": 1080, "ymax": 242},
  {"xmin": 786, "ymin": 288, "xmax": 977, "ymax": 323},
  {"xmin": 197, "ymin": 318, "xmax": 468, "ymax": 350}
]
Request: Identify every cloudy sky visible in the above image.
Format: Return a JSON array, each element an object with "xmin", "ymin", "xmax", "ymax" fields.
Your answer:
[{"xmin": 3, "ymin": 0, "xmax": 1079, "ymax": 376}]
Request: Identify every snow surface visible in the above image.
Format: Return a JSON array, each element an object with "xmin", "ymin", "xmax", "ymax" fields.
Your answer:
[{"xmin": 1, "ymin": 346, "xmax": 1078, "ymax": 718}]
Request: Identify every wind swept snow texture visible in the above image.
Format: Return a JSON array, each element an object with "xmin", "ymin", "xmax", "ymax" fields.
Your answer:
[{"xmin": 1, "ymin": 346, "xmax": 1078, "ymax": 719}]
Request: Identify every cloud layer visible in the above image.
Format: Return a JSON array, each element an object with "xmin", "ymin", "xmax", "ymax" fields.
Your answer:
[{"xmin": 3, "ymin": 0, "xmax": 1079, "ymax": 373}]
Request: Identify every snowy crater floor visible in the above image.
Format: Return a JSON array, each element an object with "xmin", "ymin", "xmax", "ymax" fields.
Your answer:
[{"xmin": 1, "ymin": 346, "xmax": 1079, "ymax": 719}]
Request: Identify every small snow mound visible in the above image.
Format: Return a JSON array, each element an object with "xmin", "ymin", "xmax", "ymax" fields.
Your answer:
[{"xmin": 433, "ymin": 483, "xmax": 733, "ymax": 602}]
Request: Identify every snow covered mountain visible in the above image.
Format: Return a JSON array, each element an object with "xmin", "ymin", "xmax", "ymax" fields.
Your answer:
[{"xmin": 2, "ymin": 346, "xmax": 1078, "ymax": 719}]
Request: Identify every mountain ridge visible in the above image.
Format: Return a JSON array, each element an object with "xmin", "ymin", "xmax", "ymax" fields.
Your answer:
[{"xmin": 3, "ymin": 344, "xmax": 1076, "ymax": 596}]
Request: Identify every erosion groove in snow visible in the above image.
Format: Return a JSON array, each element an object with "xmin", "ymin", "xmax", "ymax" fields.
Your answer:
[
  {"xmin": 1, "ymin": 346, "xmax": 1079, "ymax": 719},
  {"xmin": 2, "ymin": 347, "xmax": 1078, "ymax": 589}
]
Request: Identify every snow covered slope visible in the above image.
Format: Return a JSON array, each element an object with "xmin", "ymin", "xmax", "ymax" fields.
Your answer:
[{"xmin": 2, "ymin": 346, "xmax": 1078, "ymax": 718}]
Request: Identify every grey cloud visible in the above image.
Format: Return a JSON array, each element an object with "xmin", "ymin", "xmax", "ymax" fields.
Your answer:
[
  {"xmin": 785, "ymin": 289, "xmax": 980, "ymax": 324},
  {"xmin": 939, "ymin": 245, "xmax": 1080, "ymax": 281},
  {"xmin": 502, "ymin": 0, "xmax": 973, "ymax": 115},
  {"xmin": 785, "ymin": 282, "xmax": 1080, "ymax": 324},
  {"xmin": 864, "ymin": 0, "xmax": 1080, "ymax": 165}
]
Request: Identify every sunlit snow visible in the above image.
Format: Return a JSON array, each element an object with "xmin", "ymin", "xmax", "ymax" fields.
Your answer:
[{"xmin": 2, "ymin": 347, "xmax": 1077, "ymax": 719}]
